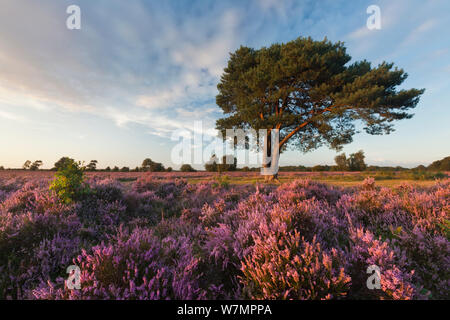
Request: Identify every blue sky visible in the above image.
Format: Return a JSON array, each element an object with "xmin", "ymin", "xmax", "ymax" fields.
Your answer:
[{"xmin": 0, "ymin": 0, "xmax": 449, "ymax": 169}]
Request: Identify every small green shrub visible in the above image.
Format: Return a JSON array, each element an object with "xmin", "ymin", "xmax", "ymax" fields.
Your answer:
[
  {"xmin": 216, "ymin": 175, "xmax": 230, "ymax": 188},
  {"xmin": 49, "ymin": 159, "xmax": 89, "ymax": 204}
]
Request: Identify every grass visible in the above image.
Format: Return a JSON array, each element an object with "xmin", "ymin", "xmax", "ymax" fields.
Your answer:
[
  {"xmin": 319, "ymin": 179, "xmax": 437, "ymax": 188},
  {"xmin": 186, "ymin": 174, "xmax": 443, "ymax": 188}
]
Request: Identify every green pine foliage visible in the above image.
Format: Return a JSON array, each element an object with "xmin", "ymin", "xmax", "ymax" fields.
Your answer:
[{"xmin": 216, "ymin": 36, "xmax": 424, "ymax": 161}]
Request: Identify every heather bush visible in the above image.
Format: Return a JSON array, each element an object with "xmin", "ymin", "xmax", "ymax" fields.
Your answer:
[
  {"xmin": 132, "ymin": 174, "xmax": 161, "ymax": 193},
  {"xmin": 277, "ymin": 179, "xmax": 343, "ymax": 204},
  {"xmin": 345, "ymin": 228, "xmax": 416, "ymax": 299},
  {"xmin": 33, "ymin": 227, "xmax": 172, "ymax": 299},
  {"xmin": 2, "ymin": 182, "xmax": 59, "ymax": 214},
  {"xmin": 0, "ymin": 209, "xmax": 81, "ymax": 299},
  {"xmin": 75, "ymin": 179, "xmax": 126, "ymax": 236},
  {"xmin": 241, "ymin": 232, "xmax": 351, "ymax": 299},
  {"xmin": 395, "ymin": 227, "xmax": 449, "ymax": 299},
  {"xmin": 33, "ymin": 227, "xmax": 209, "ymax": 300}
]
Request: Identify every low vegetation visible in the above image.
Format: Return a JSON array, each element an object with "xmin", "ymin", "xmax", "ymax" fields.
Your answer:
[{"xmin": 0, "ymin": 170, "xmax": 448, "ymax": 300}]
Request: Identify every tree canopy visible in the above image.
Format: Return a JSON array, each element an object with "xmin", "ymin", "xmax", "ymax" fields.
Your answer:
[
  {"xmin": 86, "ymin": 160, "xmax": 98, "ymax": 171},
  {"xmin": 335, "ymin": 150, "xmax": 366, "ymax": 171},
  {"xmin": 141, "ymin": 158, "xmax": 165, "ymax": 172},
  {"xmin": 216, "ymin": 37, "xmax": 424, "ymax": 162},
  {"xmin": 22, "ymin": 160, "xmax": 31, "ymax": 170},
  {"xmin": 180, "ymin": 164, "xmax": 196, "ymax": 172},
  {"xmin": 29, "ymin": 160, "xmax": 43, "ymax": 171}
]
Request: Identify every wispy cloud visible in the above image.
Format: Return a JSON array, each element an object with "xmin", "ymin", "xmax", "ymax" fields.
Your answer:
[
  {"xmin": 0, "ymin": 1, "xmax": 242, "ymax": 140},
  {"xmin": 400, "ymin": 19, "xmax": 439, "ymax": 46},
  {"xmin": 0, "ymin": 109, "xmax": 26, "ymax": 122}
]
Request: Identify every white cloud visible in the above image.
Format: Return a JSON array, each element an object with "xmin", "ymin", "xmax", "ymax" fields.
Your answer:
[
  {"xmin": 0, "ymin": 109, "xmax": 26, "ymax": 122},
  {"xmin": 347, "ymin": 26, "xmax": 372, "ymax": 40}
]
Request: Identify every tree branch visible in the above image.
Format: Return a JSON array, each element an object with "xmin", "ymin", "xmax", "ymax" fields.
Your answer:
[
  {"xmin": 278, "ymin": 106, "xmax": 333, "ymax": 148},
  {"xmin": 279, "ymin": 121, "xmax": 309, "ymax": 148}
]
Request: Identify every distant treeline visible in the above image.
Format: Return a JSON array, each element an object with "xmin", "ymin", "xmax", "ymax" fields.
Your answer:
[
  {"xmin": 0, "ymin": 157, "xmax": 187, "ymax": 173},
  {"xmin": 1, "ymin": 155, "xmax": 449, "ymax": 173},
  {"xmin": 236, "ymin": 154, "xmax": 450, "ymax": 173}
]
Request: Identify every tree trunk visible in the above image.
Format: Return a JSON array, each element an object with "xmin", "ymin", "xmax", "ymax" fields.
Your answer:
[
  {"xmin": 264, "ymin": 172, "xmax": 279, "ymax": 182},
  {"xmin": 261, "ymin": 129, "xmax": 280, "ymax": 183}
]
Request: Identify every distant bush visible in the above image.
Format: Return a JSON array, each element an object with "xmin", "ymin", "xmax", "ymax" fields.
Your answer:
[{"xmin": 180, "ymin": 164, "xmax": 196, "ymax": 172}]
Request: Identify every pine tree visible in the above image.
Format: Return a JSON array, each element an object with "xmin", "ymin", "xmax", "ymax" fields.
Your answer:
[{"xmin": 216, "ymin": 37, "xmax": 424, "ymax": 180}]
